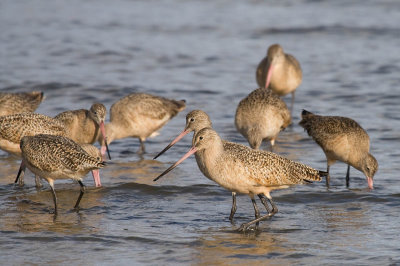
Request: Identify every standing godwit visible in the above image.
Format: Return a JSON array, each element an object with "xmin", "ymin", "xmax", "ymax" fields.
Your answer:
[
  {"xmin": 299, "ymin": 110, "xmax": 378, "ymax": 189},
  {"xmin": 15, "ymin": 143, "xmax": 104, "ymax": 188},
  {"xmin": 55, "ymin": 103, "xmax": 111, "ymax": 159},
  {"xmin": 98, "ymin": 93, "xmax": 186, "ymax": 155},
  {"xmin": 0, "ymin": 113, "xmax": 66, "ymax": 186},
  {"xmin": 154, "ymin": 128, "xmax": 326, "ymax": 231},
  {"xmin": 256, "ymin": 44, "xmax": 302, "ymax": 112},
  {"xmin": 235, "ymin": 88, "xmax": 291, "ymax": 151},
  {"xmin": 19, "ymin": 134, "xmax": 105, "ymax": 214},
  {"xmin": 154, "ymin": 110, "xmax": 240, "ymax": 221},
  {"xmin": 0, "ymin": 91, "xmax": 45, "ymax": 116}
]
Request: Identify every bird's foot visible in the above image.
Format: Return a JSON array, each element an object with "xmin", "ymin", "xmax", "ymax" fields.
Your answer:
[{"xmin": 238, "ymin": 222, "xmax": 258, "ymax": 232}]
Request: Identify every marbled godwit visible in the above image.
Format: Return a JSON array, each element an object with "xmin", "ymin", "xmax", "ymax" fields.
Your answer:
[
  {"xmin": 256, "ymin": 44, "xmax": 302, "ymax": 112},
  {"xmin": 55, "ymin": 103, "xmax": 111, "ymax": 159},
  {"xmin": 154, "ymin": 110, "xmax": 240, "ymax": 221},
  {"xmin": 0, "ymin": 113, "xmax": 66, "ymax": 186},
  {"xmin": 154, "ymin": 128, "xmax": 326, "ymax": 231},
  {"xmin": 299, "ymin": 110, "xmax": 378, "ymax": 189},
  {"xmin": 19, "ymin": 134, "xmax": 105, "ymax": 214},
  {"xmin": 98, "ymin": 93, "xmax": 186, "ymax": 155},
  {"xmin": 0, "ymin": 113, "xmax": 66, "ymax": 157},
  {"xmin": 0, "ymin": 91, "xmax": 45, "ymax": 116},
  {"xmin": 235, "ymin": 88, "xmax": 291, "ymax": 151},
  {"xmin": 16, "ymin": 143, "xmax": 104, "ymax": 188}
]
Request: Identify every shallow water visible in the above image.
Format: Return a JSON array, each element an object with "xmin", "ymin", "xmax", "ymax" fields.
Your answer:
[{"xmin": 1, "ymin": 0, "xmax": 400, "ymax": 265}]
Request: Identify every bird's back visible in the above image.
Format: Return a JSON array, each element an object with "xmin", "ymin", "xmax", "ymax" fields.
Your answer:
[
  {"xmin": 109, "ymin": 93, "xmax": 186, "ymax": 138},
  {"xmin": 0, "ymin": 113, "xmax": 66, "ymax": 144},
  {"xmin": 299, "ymin": 110, "xmax": 370, "ymax": 150},
  {"xmin": 235, "ymin": 88, "xmax": 291, "ymax": 144},
  {"xmin": 225, "ymin": 143, "xmax": 322, "ymax": 186},
  {"xmin": 20, "ymin": 134, "xmax": 105, "ymax": 174},
  {"xmin": 0, "ymin": 91, "xmax": 45, "ymax": 116}
]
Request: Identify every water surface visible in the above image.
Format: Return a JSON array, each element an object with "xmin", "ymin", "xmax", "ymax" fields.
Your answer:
[{"xmin": 1, "ymin": 0, "xmax": 400, "ymax": 265}]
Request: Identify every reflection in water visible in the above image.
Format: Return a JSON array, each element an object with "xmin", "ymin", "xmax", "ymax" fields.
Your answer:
[
  {"xmin": 1, "ymin": 185, "xmax": 105, "ymax": 234},
  {"xmin": 194, "ymin": 230, "xmax": 289, "ymax": 264},
  {"xmin": 102, "ymin": 159, "xmax": 164, "ymax": 185}
]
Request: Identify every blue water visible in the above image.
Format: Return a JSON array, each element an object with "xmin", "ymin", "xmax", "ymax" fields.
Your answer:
[{"xmin": 1, "ymin": 0, "xmax": 400, "ymax": 265}]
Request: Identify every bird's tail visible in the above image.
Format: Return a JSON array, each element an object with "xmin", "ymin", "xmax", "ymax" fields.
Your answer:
[{"xmin": 302, "ymin": 168, "xmax": 327, "ymax": 183}]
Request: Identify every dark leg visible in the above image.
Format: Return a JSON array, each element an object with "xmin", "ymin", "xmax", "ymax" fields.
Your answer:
[
  {"xmin": 326, "ymin": 165, "xmax": 331, "ymax": 188},
  {"xmin": 346, "ymin": 165, "xmax": 350, "ymax": 188},
  {"xmin": 49, "ymin": 182, "xmax": 58, "ymax": 215},
  {"xmin": 34, "ymin": 175, "xmax": 43, "ymax": 188},
  {"xmin": 290, "ymin": 91, "xmax": 295, "ymax": 115},
  {"xmin": 238, "ymin": 196, "xmax": 278, "ymax": 232},
  {"xmin": 258, "ymin": 194, "xmax": 272, "ymax": 213},
  {"xmin": 14, "ymin": 161, "xmax": 26, "ymax": 186},
  {"xmin": 252, "ymin": 198, "xmax": 261, "ymax": 228},
  {"xmin": 74, "ymin": 181, "xmax": 86, "ymax": 210},
  {"xmin": 138, "ymin": 139, "xmax": 146, "ymax": 154},
  {"xmin": 229, "ymin": 192, "xmax": 237, "ymax": 222}
]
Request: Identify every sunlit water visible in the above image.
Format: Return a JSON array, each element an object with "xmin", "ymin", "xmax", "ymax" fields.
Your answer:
[{"xmin": 1, "ymin": 0, "xmax": 400, "ymax": 265}]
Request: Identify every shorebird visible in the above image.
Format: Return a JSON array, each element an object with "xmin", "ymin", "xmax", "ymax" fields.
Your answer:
[
  {"xmin": 19, "ymin": 134, "xmax": 105, "ymax": 215},
  {"xmin": 0, "ymin": 113, "xmax": 66, "ymax": 186},
  {"xmin": 0, "ymin": 113, "xmax": 66, "ymax": 156},
  {"xmin": 154, "ymin": 128, "xmax": 326, "ymax": 231},
  {"xmin": 15, "ymin": 143, "xmax": 104, "ymax": 188},
  {"xmin": 0, "ymin": 91, "xmax": 45, "ymax": 116},
  {"xmin": 154, "ymin": 110, "xmax": 240, "ymax": 221},
  {"xmin": 256, "ymin": 44, "xmax": 302, "ymax": 112},
  {"xmin": 98, "ymin": 93, "xmax": 186, "ymax": 156},
  {"xmin": 235, "ymin": 88, "xmax": 291, "ymax": 150},
  {"xmin": 55, "ymin": 103, "xmax": 111, "ymax": 159},
  {"xmin": 299, "ymin": 110, "xmax": 378, "ymax": 189}
]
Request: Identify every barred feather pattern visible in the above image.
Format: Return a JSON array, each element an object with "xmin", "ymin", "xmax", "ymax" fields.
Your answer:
[
  {"xmin": 0, "ymin": 113, "xmax": 66, "ymax": 143},
  {"xmin": 0, "ymin": 91, "xmax": 45, "ymax": 116},
  {"xmin": 20, "ymin": 134, "xmax": 105, "ymax": 174}
]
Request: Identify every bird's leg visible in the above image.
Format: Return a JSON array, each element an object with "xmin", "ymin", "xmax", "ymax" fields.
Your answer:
[
  {"xmin": 270, "ymin": 139, "xmax": 275, "ymax": 152},
  {"xmin": 326, "ymin": 165, "xmax": 331, "ymax": 188},
  {"xmin": 346, "ymin": 165, "xmax": 350, "ymax": 188},
  {"xmin": 34, "ymin": 175, "xmax": 43, "ymax": 188},
  {"xmin": 267, "ymin": 197, "xmax": 278, "ymax": 216},
  {"xmin": 74, "ymin": 181, "xmax": 86, "ymax": 210},
  {"xmin": 238, "ymin": 198, "xmax": 261, "ymax": 232},
  {"xmin": 229, "ymin": 192, "xmax": 237, "ymax": 222},
  {"xmin": 49, "ymin": 181, "xmax": 58, "ymax": 215},
  {"xmin": 137, "ymin": 138, "xmax": 146, "ymax": 154},
  {"xmin": 290, "ymin": 91, "xmax": 295, "ymax": 115},
  {"xmin": 14, "ymin": 160, "xmax": 26, "ymax": 186},
  {"xmin": 258, "ymin": 194, "xmax": 272, "ymax": 213},
  {"xmin": 238, "ymin": 196, "xmax": 278, "ymax": 232},
  {"xmin": 252, "ymin": 198, "xmax": 260, "ymax": 228}
]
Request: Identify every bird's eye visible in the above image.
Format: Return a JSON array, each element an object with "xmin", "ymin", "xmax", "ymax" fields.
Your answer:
[
  {"xmin": 190, "ymin": 118, "xmax": 195, "ymax": 122},
  {"xmin": 199, "ymin": 136, "xmax": 203, "ymax": 140},
  {"xmin": 94, "ymin": 111, "xmax": 97, "ymax": 115}
]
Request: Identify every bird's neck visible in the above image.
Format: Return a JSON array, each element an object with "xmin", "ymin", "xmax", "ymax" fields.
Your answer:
[
  {"xmin": 195, "ymin": 139, "xmax": 224, "ymax": 178},
  {"xmin": 98, "ymin": 122, "xmax": 126, "ymax": 145}
]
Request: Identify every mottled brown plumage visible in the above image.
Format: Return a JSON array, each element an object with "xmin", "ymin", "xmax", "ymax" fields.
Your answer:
[
  {"xmin": 20, "ymin": 134, "xmax": 105, "ymax": 214},
  {"xmin": 0, "ymin": 91, "xmax": 45, "ymax": 116},
  {"xmin": 299, "ymin": 110, "xmax": 378, "ymax": 189},
  {"xmin": 55, "ymin": 103, "xmax": 107, "ymax": 144},
  {"xmin": 155, "ymin": 128, "xmax": 325, "ymax": 231},
  {"xmin": 256, "ymin": 44, "xmax": 302, "ymax": 112},
  {"xmin": 98, "ymin": 93, "xmax": 186, "ymax": 155},
  {"xmin": 0, "ymin": 113, "xmax": 66, "ymax": 156},
  {"xmin": 235, "ymin": 88, "xmax": 291, "ymax": 150}
]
